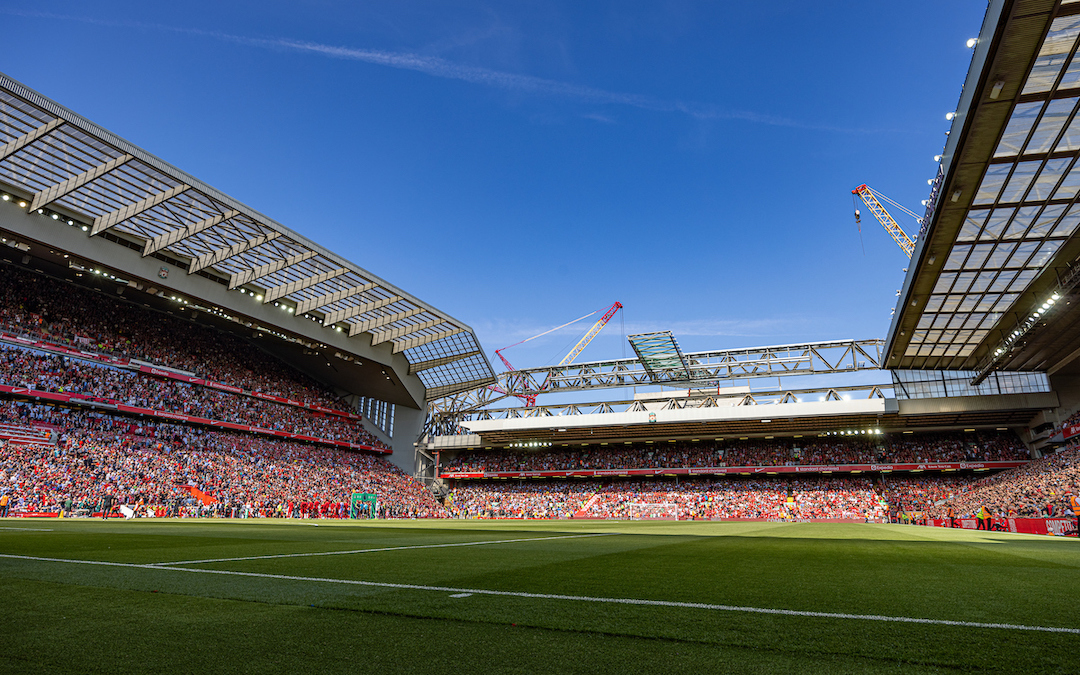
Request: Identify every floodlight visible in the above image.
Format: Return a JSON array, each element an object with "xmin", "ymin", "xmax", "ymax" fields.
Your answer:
[
  {"xmin": 966, "ymin": 38, "xmax": 978, "ymax": 48},
  {"xmin": 945, "ymin": 112, "xmax": 956, "ymax": 120}
]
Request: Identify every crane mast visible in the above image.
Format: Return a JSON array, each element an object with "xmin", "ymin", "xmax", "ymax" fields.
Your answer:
[
  {"xmin": 852, "ymin": 184, "xmax": 917, "ymax": 259},
  {"xmin": 559, "ymin": 301, "xmax": 623, "ymax": 366}
]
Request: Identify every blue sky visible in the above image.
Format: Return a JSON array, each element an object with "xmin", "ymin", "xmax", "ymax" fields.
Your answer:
[{"xmin": 0, "ymin": 1, "xmax": 987, "ymax": 372}]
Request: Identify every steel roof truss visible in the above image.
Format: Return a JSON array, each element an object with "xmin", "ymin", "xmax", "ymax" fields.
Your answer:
[
  {"xmin": 264, "ymin": 267, "xmax": 348, "ymax": 303},
  {"xmin": 325, "ymin": 294, "xmax": 401, "ymax": 325},
  {"xmin": 229, "ymin": 250, "xmax": 316, "ymax": 289},
  {"xmin": 90, "ymin": 184, "xmax": 190, "ymax": 236},
  {"xmin": 147, "ymin": 209, "xmax": 241, "ymax": 257},
  {"xmin": 407, "ymin": 350, "xmax": 483, "ymax": 375},
  {"xmin": 391, "ymin": 328, "xmax": 464, "ymax": 354},
  {"xmin": 349, "ymin": 307, "xmax": 424, "ymax": 336},
  {"xmin": 295, "ymin": 283, "xmax": 376, "ymax": 315},
  {"xmin": 371, "ymin": 319, "xmax": 445, "ymax": 346},
  {"xmin": 28, "ymin": 154, "xmax": 133, "ymax": 212},
  {"xmin": 0, "ymin": 117, "xmax": 64, "ymax": 163},
  {"xmin": 191, "ymin": 230, "xmax": 279, "ymax": 274}
]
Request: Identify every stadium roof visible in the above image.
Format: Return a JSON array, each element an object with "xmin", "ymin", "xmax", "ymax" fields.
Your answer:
[
  {"xmin": 886, "ymin": 0, "xmax": 1080, "ymax": 381},
  {"xmin": 0, "ymin": 71, "xmax": 495, "ymax": 399}
]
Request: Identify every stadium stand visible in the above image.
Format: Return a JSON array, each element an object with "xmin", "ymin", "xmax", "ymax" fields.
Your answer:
[
  {"xmin": 0, "ymin": 400, "xmax": 445, "ymax": 518},
  {"xmin": 447, "ymin": 476, "xmax": 886, "ymax": 521},
  {"xmin": 0, "ymin": 343, "xmax": 379, "ymax": 447},
  {"xmin": 441, "ymin": 431, "xmax": 1029, "ymax": 474},
  {"xmin": 928, "ymin": 447, "xmax": 1080, "ymax": 519},
  {"xmin": 0, "ymin": 264, "xmax": 355, "ymax": 410}
]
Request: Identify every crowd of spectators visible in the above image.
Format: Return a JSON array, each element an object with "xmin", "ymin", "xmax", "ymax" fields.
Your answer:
[
  {"xmin": 447, "ymin": 476, "xmax": 886, "ymax": 521},
  {"xmin": 927, "ymin": 447, "xmax": 1080, "ymax": 519},
  {"xmin": 879, "ymin": 476, "xmax": 976, "ymax": 514},
  {"xmin": 443, "ymin": 431, "xmax": 1028, "ymax": 474},
  {"xmin": 0, "ymin": 400, "xmax": 445, "ymax": 519},
  {"xmin": 0, "ymin": 344, "xmax": 382, "ymax": 447},
  {"xmin": 0, "ymin": 265, "xmax": 352, "ymax": 409}
]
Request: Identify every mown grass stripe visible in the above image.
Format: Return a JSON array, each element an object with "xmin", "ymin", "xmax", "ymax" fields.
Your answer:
[
  {"xmin": 152, "ymin": 532, "xmax": 618, "ymax": 565},
  {"xmin": 2, "ymin": 552, "xmax": 1077, "ymax": 635}
]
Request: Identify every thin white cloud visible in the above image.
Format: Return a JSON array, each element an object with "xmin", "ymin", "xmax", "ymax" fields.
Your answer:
[{"xmin": 2, "ymin": 8, "xmax": 880, "ymax": 132}]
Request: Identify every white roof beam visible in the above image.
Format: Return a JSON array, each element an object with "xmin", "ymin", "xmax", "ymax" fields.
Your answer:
[
  {"xmin": 0, "ymin": 118, "xmax": 64, "ymax": 164},
  {"xmin": 264, "ymin": 267, "xmax": 348, "ymax": 302},
  {"xmin": 408, "ymin": 349, "xmax": 482, "ymax": 375},
  {"xmin": 190, "ymin": 231, "xmax": 279, "ymax": 274},
  {"xmin": 30, "ymin": 154, "xmax": 133, "ymax": 212},
  {"xmin": 91, "ymin": 184, "xmax": 190, "ymax": 236},
  {"xmin": 295, "ymin": 283, "xmax": 376, "ymax": 315},
  {"xmin": 229, "ymin": 250, "xmax": 316, "ymax": 289},
  {"xmin": 371, "ymin": 319, "xmax": 446, "ymax": 346},
  {"xmin": 145, "ymin": 209, "xmax": 241, "ymax": 257},
  {"xmin": 392, "ymin": 328, "xmax": 465, "ymax": 354},
  {"xmin": 348, "ymin": 307, "xmax": 424, "ymax": 337},
  {"xmin": 325, "ymin": 295, "xmax": 401, "ymax": 325}
]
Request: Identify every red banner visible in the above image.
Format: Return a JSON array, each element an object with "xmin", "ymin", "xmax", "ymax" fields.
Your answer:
[
  {"xmin": 1063, "ymin": 423, "xmax": 1080, "ymax": 440},
  {"xmin": 440, "ymin": 460, "xmax": 1028, "ymax": 480},
  {"xmin": 926, "ymin": 517, "xmax": 1077, "ymax": 536}
]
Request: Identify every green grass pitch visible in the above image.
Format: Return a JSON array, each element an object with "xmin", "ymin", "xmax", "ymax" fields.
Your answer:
[{"xmin": 1, "ymin": 518, "xmax": 1078, "ymax": 674}]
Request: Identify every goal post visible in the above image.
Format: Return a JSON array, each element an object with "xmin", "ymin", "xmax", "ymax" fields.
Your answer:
[
  {"xmin": 628, "ymin": 502, "xmax": 679, "ymax": 521},
  {"xmin": 349, "ymin": 492, "xmax": 377, "ymax": 519}
]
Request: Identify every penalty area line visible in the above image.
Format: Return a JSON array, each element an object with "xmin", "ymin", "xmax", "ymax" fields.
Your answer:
[
  {"xmin": 0, "ymin": 552, "xmax": 1078, "ymax": 635},
  {"xmin": 152, "ymin": 532, "xmax": 618, "ymax": 566}
]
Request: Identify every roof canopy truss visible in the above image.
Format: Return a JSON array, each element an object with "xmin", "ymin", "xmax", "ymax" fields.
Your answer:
[
  {"xmin": 146, "ymin": 209, "xmax": 240, "ymax": 257},
  {"xmin": 296, "ymin": 283, "xmax": 376, "ymax": 315},
  {"xmin": 264, "ymin": 266, "xmax": 348, "ymax": 303},
  {"xmin": 30, "ymin": 153, "xmax": 133, "ymax": 212},
  {"xmin": 90, "ymin": 184, "xmax": 190, "ymax": 236},
  {"xmin": 228, "ymin": 250, "xmax": 316, "ymax": 289},
  {"xmin": 326, "ymin": 294, "xmax": 400, "ymax": 325},
  {"xmin": 349, "ymin": 307, "xmax": 424, "ymax": 336},
  {"xmin": 0, "ymin": 117, "xmax": 63, "ymax": 163}
]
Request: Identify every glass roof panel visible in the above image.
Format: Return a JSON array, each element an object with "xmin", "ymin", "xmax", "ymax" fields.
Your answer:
[
  {"xmin": 1057, "ymin": 110, "xmax": 1080, "ymax": 151},
  {"xmin": 1032, "ymin": 158, "xmax": 1071, "ymax": 199},
  {"xmin": 964, "ymin": 243, "xmax": 995, "ymax": 269},
  {"xmin": 983, "ymin": 207, "xmax": 1015, "ymax": 239},
  {"xmin": 970, "ymin": 271, "xmax": 996, "ymax": 294},
  {"xmin": 958, "ymin": 209, "xmax": 988, "ymax": 241},
  {"xmin": 943, "ymin": 245, "xmax": 971, "ymax": 270},
  {"xmin": 1031, "ymin": 239, "xmax": 1064, "ymax": 267},
  {"xmin": 1024, "ymin": 15, "xmax": 1080, "ymax": 94},
  {"xmin": 989, "ymin": 270, "xmax": 1018, "ymax": 292},
  {"xmin": 1030, "ymin": 203, "xmax": 1067, "ymax": 237},
  {"xmin": 999, "ymin": 161, "xmax": 1040, "ymax": 201},
  {"xmin": 993, "ymin": 102, "xmax": 1042, "ymax": 158},
  {"xmin": 932, "ymin": 273, "xmax": 957, "ymax": 294},
  {"xmin": 1051, "ymin": 204, "xmax": 1080, "ymax": 236},
  {"xmin": 1028, "ymin": 99, "xmax": 1077, "ymax": 154},
  {"xmin": 1054, "ymin": 162, "xmax": 1080, "ymax": 198},
  {"xmin": 984, "ymin": 242, "xmax": 1017, "ymax": 268},
  {"xmin": 974, "ymin": 165, "xmax": 1011, "ymax": 204},
  {"xmin": 925, "ymin": 295, "xmax": 946, "ymax": 312},
  {"xmin": 1007, "ymin": 240, "xmax": 1040, "ymax": 267}
]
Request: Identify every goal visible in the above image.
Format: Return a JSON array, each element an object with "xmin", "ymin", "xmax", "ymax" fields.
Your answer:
[{"xmin": 628, "ymin": 502, "xmax": 679, "ymax": 521}]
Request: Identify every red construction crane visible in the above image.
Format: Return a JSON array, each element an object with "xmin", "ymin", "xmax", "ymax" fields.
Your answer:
[{"xmin": 490, "ymin": 301, "xmax": 623, "ymax": 406}]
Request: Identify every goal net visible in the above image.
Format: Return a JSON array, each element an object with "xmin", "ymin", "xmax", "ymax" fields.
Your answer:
[{"xmin": 628, "ymin": 502, "xmax": 679, "ymax": 521}]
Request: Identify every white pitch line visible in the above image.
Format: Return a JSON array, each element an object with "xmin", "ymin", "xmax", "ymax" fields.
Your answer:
[
  {"xmin": 0, "ymin": 552, "xmax": 1077, "ymax": 635},
  {"xmin": 0, "ymin": 526, "xmax": 54, "ymax": 531},
  {"xmin": 152, "ymin": 532, "xmax": 617, "ymax": 566}
]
